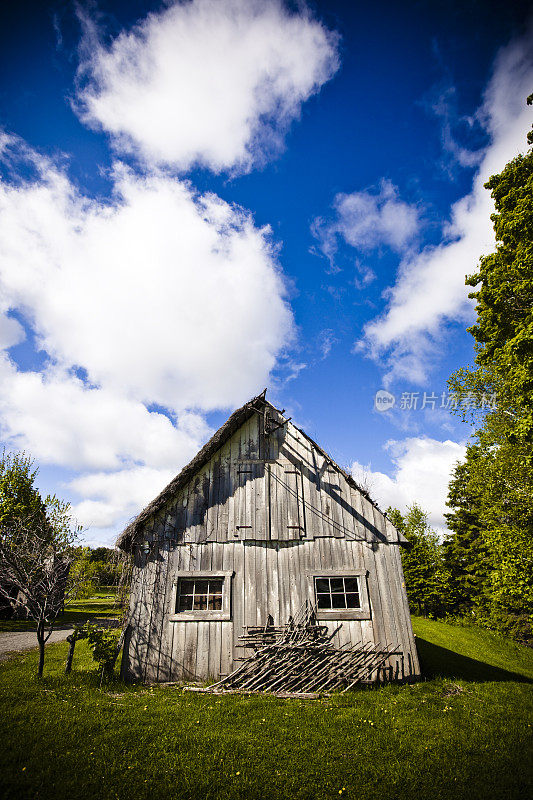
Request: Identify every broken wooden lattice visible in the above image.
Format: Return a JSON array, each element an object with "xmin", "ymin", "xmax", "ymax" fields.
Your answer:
[{"xmin": 199, "ymin": 603, "xmax": 401, "ymax": 696}]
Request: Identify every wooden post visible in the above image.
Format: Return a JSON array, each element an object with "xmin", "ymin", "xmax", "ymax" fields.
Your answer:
[{"xmin": 64, "ymin": 629, "xmax": 78, "ymax": 675}]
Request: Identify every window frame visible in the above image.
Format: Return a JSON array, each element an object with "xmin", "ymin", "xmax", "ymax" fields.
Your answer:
[
  {"xmin": 308, "ymin": 569, "xmax": 371, "ymax": 620},
  {"xmin": 169, "ymin": 571, "xmax": 234, "ymax": 622}
]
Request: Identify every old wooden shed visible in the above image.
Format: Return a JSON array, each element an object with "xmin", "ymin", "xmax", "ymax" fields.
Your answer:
[{"xmin": 117, "ymin": 392, "xmax": 420, "ymax": 687}]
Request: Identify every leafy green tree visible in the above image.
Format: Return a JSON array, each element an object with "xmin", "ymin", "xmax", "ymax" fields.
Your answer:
[
  {"xmin": 89, "ymin": 547, "xmax": 114, "ymax": 563},
  {"xmin": 0, "ymin": 449, "xmax": 82, "ymax": 675},
  {"xmin": 387, "ymin": 504, "xmax": 449, "ymax": 617},
  {"xmin": 1, "ymin": 448, "xmax": 75, "ymax": 551},
  {"xmin": 450, "ymin": 144, "xmax": 533, "ymax": 439},
  {"xmin": 446, "ymin": 114, "xmax": 533, "ymax": 641},
  {"xmin": 69, "ymin": 547, "xmax": 98, "ymax": 600},
  {"xmin": 0, "ymin": 449, "xmax": 46, "ymax": 529},
  {"xmin": 88, "ymin": 546, "xmax": 122, "ymax": 587}
]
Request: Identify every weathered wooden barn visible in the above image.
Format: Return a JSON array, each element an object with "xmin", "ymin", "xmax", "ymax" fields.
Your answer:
[{"xmin": 117, "ymin": 392, "xmax": 420, "ymax": 687}]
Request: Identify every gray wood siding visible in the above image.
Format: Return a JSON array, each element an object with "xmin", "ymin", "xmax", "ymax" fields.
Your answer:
[
  {"xmin": 123, "ymin": 536, "xmax": 420, "ymax": 683},
  {"xmin": 122, "ymin": 410, "xmax": 420, "ymax": 684}
]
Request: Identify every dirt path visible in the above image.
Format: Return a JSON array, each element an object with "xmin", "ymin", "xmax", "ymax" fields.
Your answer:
[{"xmin": 0, "ymin": 627, "xmax": 74, "ymax": 662}]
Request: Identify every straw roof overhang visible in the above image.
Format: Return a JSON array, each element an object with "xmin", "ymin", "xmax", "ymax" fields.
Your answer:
[{"xmin": 116, "ymin": 391, "xmax": 268, "ymax": 551}]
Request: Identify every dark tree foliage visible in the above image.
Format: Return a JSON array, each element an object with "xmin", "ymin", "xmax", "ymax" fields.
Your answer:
[
  {"xmin": 89, "ymin": 547, "xmax": 115, "ymax": 563},
  {"xmin": 461, "ymin": 145, "xmax": 533, "ymax": 439},
  {"xmin": 443, "ymin": 446, "xmax": 493, "ymax": 613},
  {"xmin": 387, "ymin": 505, "xmax": 449, "ymax": 618}
]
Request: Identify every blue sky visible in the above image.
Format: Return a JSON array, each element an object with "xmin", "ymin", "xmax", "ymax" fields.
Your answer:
[{"xmin": 0, "ymin": 0, "xmax": 532, "ymax": 545}]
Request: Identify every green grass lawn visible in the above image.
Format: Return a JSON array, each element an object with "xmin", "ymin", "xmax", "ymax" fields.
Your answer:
[
  {"xmin": 0, "ymin": 591, "xmax": 120, "ymax": 632},
  {"xmin": 0, "ymin": 617, "xmax": 531, "ymax": 800}
]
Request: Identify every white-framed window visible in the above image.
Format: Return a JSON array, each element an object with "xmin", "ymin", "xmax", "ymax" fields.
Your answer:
[
  {"xmin": 308, "ymin": 569, "xmax": 371, "ymax": 620},
  {"xmin": 315, "ymin": 576, "xmax": 361, "ymax": 610},
  {"xmin": 177, "ymin": 578, "xmax": 223, "ymax": 611},
  {"xmin": 169, "ymin": 571, "xmax": 233, "ymax": 621}
]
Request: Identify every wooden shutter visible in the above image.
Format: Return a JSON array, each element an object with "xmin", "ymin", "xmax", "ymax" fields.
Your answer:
[
  {"xmin": 233, "ymin": 461, "xmax": 267, "ymax": 540},
  {"xmin": 268, "ymin": 461, "xmax": 306, "ymax": 540}
]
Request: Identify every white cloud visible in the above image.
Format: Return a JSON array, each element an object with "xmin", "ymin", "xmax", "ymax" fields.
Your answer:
[
  {"xmin": 0, "ymin": 313, "xmax": 25, "ymax": 350},
  {"xmin": 430, "ymin": 86, "xmax": 484, "ymax": 172},
  {"xmin": 359, "ymin": 28, "xmax": 533, "ymax": 384},
  {"xmin": 0, "ymin": 1, "xmax": 337, "ymax": 540},
  {"xmin": 0, "ymin": 354, "xmax": 208, "ymax": 471},
  {"xmin": 0, "ymin": 144, "xmax": 294, "ymax": 413},
  {"xmin": 0, "ymin": 139, "xmax": 294, "ymax": 531},
  {"xmin": 70, "ymin": 466, "xmax": 176, "ymax": 530},
  {"xmin": 77, "ymin": 0, "xmax": 339, "ymax": 173},
  {"xmin": 313, "ymin": 180, "xmax": 420, "ymax": 268},
  {"xmin": 318, "ymin": 328, "xmax": 338, "ymax": 360},
  {"xmin": 352, "ymin": 436, "xmax": 466, "ymax": 535}
]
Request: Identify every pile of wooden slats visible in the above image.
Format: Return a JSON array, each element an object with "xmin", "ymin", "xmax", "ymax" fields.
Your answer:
[{"xmin": 205, "ymin": 605, "xmax": 401, "ymax": 695}]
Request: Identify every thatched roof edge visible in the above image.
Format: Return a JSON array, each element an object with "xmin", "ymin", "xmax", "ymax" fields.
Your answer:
[{"xmin": 116, "ymin": 391, "xmax": 267, "ymax": 551}]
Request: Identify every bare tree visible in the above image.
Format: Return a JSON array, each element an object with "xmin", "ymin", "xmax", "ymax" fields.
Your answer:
[{"xmin": 0, "ymin": 514, "xmax": 82, "ymax": 677}]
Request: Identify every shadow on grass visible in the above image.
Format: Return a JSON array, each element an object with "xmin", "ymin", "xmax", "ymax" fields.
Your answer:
[
  {"xmin": 416, "ymin": 638, "xmax": 533, "ymax": 683},
  {"xmin": 63, "ymin": 606, "xmax": 119, "ymax": 619}
]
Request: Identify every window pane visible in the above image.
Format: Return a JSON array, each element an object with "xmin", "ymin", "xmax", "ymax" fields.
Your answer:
[
  {"xmin": 176, "ymin": 577, "xmax": 225, "ymax": 613},
  {"xmin": 177, "ymin": 594, "xmax": 193, "ymax": 611},
  {"xmin": 331, "ymin": 593, "xmax": 346, "ymax": 609},
  {"xmin": 317, "ymin": 593, "xmax": 331, "ymax": 609},
  {"xmin": 344, "ymin": 578, "xmax": 359, "ymax": 593},
  {"xmin": 194, "ymin": 594, "xmax": 208, "ymax": 610},
  {"xmin": 314, "ymin": 575, "xmax": 363, "ymax": 613},
  {"xmin": 345, "ymin": 593, "xmax": 360, "ymax": 609}
]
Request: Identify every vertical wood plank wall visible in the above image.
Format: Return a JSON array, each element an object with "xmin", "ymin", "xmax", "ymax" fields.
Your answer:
[{"xmin": 122, "ymin": 410, "xmax": 420, "ymax": 683}]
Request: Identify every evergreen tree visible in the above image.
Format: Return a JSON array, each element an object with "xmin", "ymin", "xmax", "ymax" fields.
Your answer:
[
  {"xmin": 388, "ymin": 504, "xmax": 449, "ymax": 617},
  {"xmin": 443, "ymin": 445, "xmax": 493, "ymax": 613}
]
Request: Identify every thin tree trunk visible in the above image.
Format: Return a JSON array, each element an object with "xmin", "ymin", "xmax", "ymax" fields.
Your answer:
[{"xmin": 37, "ymin": 620, "xmax": 45, "ymax": 678}]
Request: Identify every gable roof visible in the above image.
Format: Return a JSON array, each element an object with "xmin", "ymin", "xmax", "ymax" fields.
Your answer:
[{"xmin": 116, "ymin": 391, "xmax": 404, "ymax": 551}]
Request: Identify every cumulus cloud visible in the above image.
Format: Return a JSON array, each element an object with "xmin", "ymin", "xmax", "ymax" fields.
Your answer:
[
  {"xmin": 0, "ymin": 349, "xmax": 210, "ymax": 530},
  {"xmin": 76, "ymin": 0, "xmax": 339, "ymax": 173},
  {"xmin": 0, "ymin": 2, "xmax": 339, "ymax": 540},
  {"xmin": 0, "ymin": 142, "xmax": 294, "ymax": 412},
  {"xmin": 313, "ymin": 180, "xmax": 420, "ymax": 270},
  {"xmin": 0, "ymin": 354, "xmax": 209, "ymax": 471},
  {"xmin": 0, "ymin": 138, "xmax": 294, "ymax": 530},
  {"xmin": 70, "ymin": 466, "xmax": 176, "ymax": 530},
  {"xmin": 359, "ymin": 28, "xmax": 533, "ymax": 384},
  {"xmin": 352, "ymin": 436, "xmax": 466, "ymax": 535}
]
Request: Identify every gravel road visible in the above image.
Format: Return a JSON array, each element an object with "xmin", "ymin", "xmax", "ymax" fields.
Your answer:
[{"xmin": 0, "ymin": 627, "xmax": 74, "ymax": 662}]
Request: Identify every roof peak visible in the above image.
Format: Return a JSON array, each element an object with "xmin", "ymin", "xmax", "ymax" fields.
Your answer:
[{"xmin": 116, "ymin": 391, "xmax": 386, "ymax": 551}]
